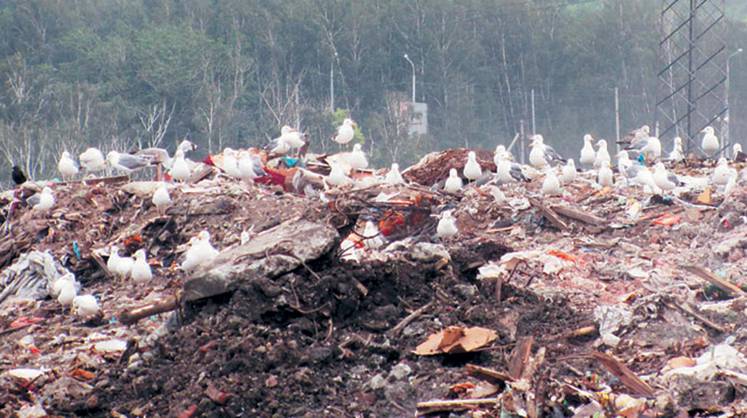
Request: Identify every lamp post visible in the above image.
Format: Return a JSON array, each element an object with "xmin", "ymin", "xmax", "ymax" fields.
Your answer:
[
  {"xmin": 330, "ymin": 52, "xmax": 338, "ymax": 112},
  {"xmin": 725, "ymin": 48, "xmax": 742, "ymax": 153},
  {"xmin": 404, "ymin": 53, "xmax": 416, "ymax": 103}
]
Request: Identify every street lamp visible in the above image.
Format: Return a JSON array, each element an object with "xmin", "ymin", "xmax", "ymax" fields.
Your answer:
[
  {"xmin": 725, "ymin": 48, "xmax": 743, "ymax": 154},
  {"xmin": 404, "ymin": 53, "xmax": 415, "ymax": 103},
  {"xmin": 330, "ymin": 51, "xmax": 338, "ymax": 112}
]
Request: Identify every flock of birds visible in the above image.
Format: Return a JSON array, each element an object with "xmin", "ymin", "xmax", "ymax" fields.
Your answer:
[{"xmin": 8, "ymin": 118, "xmax": 746, "ymax": 314}]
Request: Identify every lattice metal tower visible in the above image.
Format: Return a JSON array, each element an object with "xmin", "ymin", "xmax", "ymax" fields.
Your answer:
[{"xmin": 657, "ymin": 0, "xmax": 728, "ymax": 154}]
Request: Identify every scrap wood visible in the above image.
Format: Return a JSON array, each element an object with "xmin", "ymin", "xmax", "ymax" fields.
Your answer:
[
  {"xmin": 528, "ymin": 198, "xmax": 568, "ymax": 231},
  {"xmin": 416, "ymin": 397, "xmax": 500, "ymax": 413},
  {"xmin": 681, "ymin": 265, "xmax": 746, "ymax": 297},
  {"xmin": 550, "ymin": 204, "xmax": 606, "ymax": 226},
  {"xmin": 465, "ymin": 363, "xmax": 515, "ymax": 383},
  {"xmin": 388, "ymin": 301, "xmax": 433, "ymax": 336},
  {"xmin": 543, "ymin": 325, "xmax": 597, "ymax": 342},
  {"xmin": 508, "ymin": 336, "xmax": 534, "ymax": 380},
  {"xmin": 589, "ymin": 351, "xmax": 655, "ymax": 397},
  {"xmin": 413, "ymin": 326, "xmax": 498, "ymax": 355},
  {"xmin": 663, "ymin": 299, "xmax": 728, "ymax": 333},
  {"xmin": 119, "ymin": 295, "xmax": 179, "ymax": 325}
]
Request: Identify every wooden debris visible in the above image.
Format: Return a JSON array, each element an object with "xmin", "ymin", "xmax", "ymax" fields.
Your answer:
[
  {"xmin": 413, "ymin": 326, "xmax": 498, "ymax": 356},
  {"xmin": 389, "ymin": 301, "xmax": 433, "ymax": 336},
  {"xmin": 416, "ymin": 397, "xmax": 500, "ymax": 413},
  {"xmin": 528, "ymin": 198, "xmax": 568, "ymax": 230},
  {"xmin": 119, "ymin": 295, "xmax": 179, "ymax": 325},
  {"xmin": 590, "ymin": 351, "xmax": 655, "ymax": 397},
  {"xmin": 466, "ymin": 363, "xmax": 514, "ymax": 383},
  {"xmin": 508, "ymin": 336, "xmax": 534, "ymax": 380},
  {"xmin": 681, "ymin": 265, "xmax": 746, "ymax": 297},
  {"xmin": 544, "ymin": 325, "xmax": 597, "ymax": 342},
  {"xmin": 664, "ymin": 299, "xmax": 728, "ymax": 334},
  {"xmin": 550, "ymin": 204, "xmax": 607, "ymax": 226}
]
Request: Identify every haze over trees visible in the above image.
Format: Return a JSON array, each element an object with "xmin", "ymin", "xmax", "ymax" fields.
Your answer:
[{"xmin": 1, "ymin": 0, "xmax": 746, "ymax": 182}]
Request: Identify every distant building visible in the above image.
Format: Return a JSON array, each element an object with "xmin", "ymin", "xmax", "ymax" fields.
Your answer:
[{"xmin": 399, "ymin": 101, "xmax": 428, "ymax": 135}]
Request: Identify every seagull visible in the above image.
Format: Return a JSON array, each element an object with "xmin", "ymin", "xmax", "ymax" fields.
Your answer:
[
  {"xmin": 181, "ymin": 230, "xmax": 219, "ymax": 271},
  {"xmin": 620, "ymin": 125, "xmax": 650, "ymax": 147},
  {"xmin": 79, "ymin": 147, "xmax": 106, "ymax": 173},
  {"xmin": 326, "ymin": 163, "xmax": 351, "ymax": 187},
  {"xmin": 627, "ymin": 136, "xmax": 662, "ymax": 162},
  {"xmin": 597, "ymin": 160, "xmax": 614, "ymax": 187},
  {"xmin": 594, "ymin": 139, "xmax": 611, "ymax": 169},
  {"xmin": 58, "ymin": 151, "xmax": 79, "ymax": 181},
  {"xmin": 222, "ymin": 148, "xmax": 242, "ymax": 178},
  {"xmin": 130, "ymin": 249, "xmax": 152, "ymax": 283},
  {"xmin": 50, "ymin": 273, "xmax": 78, "ymax": 299},
  {"xmin": 107, "ymin": 246, "xmax": 133, "ymax": 280},
  {"xmin": 463, "ymin": 151, "xmax": 482, "ymax": 181},
  {"xmin": 633, "ymin": 167, "xmax": 661, "ymax": 194},
  {"xmin": 333, "ymin": 118, "xmax": 356, "ymax": 145},
  {"xmin": 701, "ymin": 126, "xmax": 719, "ymax": 158},
  {"xmin": 617, "ymin": 151, "xmax": 633, "ymax": 176},
  {"xmin": 169, "ymin": 149, "xmax": 191, "ymax": 182},
  {"xmin": 348, "ymin": 144, "xmax": 368, "ymax": 170},
  {"xmin": 733, "ymin": 143, "xmax": 743, "ymax": 160},
  {"xmin": 137, "ymin": 140, "xmax": 197, "ymax": 169},
  {"xmin": 668, "ymin": 137, "xmax": 685, "ymax": 162},
  {"xmin": 33, "ymin": 187, "xmax": 55, "ymax": 211},
  {"xmin": 107, "ymin": 151, "xmax": 152, "ymax": 175},
  {"xmin": 493, "ymin": 145, "xmax": 513, "ymax": 166},
  {"xmin": 12, "ymin": 165, "xmax": 26, "ymax": 185},
  {"xmin": 496, "ymin": 157, "xmax": 514, "ymax": 184},
  {"xmin": 268, "ymin": 136, "xmax": 291, "ymax": 155},
  {"xmin": 529, "ymin": 135, "xmax": 564, "ymax": 168},
  {"xmin": 238, "ymin": 150, "xmax": 265, "ymax": 181},
  {"xmin": 482, "ymin": 185, "xmax": 505, "ymax": 204},
  {"xmin": 561, "ymin": 159, "xmax": 577, "ymax": 184},
  {"xmin": 653, "ymin": 162, "xmax": 681, "ymax": 193},
  {"xmin": 363, "ymin": 220, "xmax": 385, "ymax": 250},
  {"xmin": 385, "ymin": 163, "xmax": 405, "ymax": 185},
  {"xmin": 541, "ymin": 168, "xmax": 562, "ymax": 196},
  {"xmin": 57, "ymin": 280, "xmax": 76, "ymax": 308},
  {"xmin": 444, "ymin": 168, "xmax": 463, "ymax": 193},
  {"xmin": 436, "ymin": 210, "xmax": 458, "ymax": 238},
  {"xmin": 712, "ymin": 158, "xmax": 737, "ymax": 186},
  {"xmin": 73, "ymin": 295, "xmax": 100, "ymax": 319},
  {"xmin": 579, "ymin": 134, "xmax": 596, "ymax": 168},
  {"xmin": 152, "ymin": 183, "xmax": 171, "ymax": 214},
  {"xmin": 276, "ymin": 125, "xmax": 305, "ymax": 150}
]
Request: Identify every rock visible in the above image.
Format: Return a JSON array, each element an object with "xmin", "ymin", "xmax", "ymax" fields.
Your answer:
[
  {"xmin": 366, "ymin": 373, "xmax": 386, "ymax": 390},
  {"xmin": 454, "ymin": 284, "xmax": 478, "ymax": 299},
  {"xmin": 388, "ymin": 363, "xmax": 412, "ymax": 381}
]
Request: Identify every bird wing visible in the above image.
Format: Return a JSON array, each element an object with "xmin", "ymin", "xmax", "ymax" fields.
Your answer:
[
  {"xmin": 543, "ymin": 145, "xmax": 566, "ymax": 164},
  {"xmin": 117, "ymin": 154, "xmax": 154, "ymax": 171},
  {"xmin": 136, "ymin": 148, "xmax": 170, "ymax": 164},
  {"xmin": 510, "ymin": 163, "xmax": 530, "ymax": 182}
]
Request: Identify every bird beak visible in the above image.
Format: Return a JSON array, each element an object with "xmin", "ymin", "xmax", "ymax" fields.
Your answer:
[{"xmin": 352, "ymin": 122, "xmax": 358, "ymax": 129}]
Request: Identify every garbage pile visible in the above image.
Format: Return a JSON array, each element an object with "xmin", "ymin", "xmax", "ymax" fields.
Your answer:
[{"xmin": 1, "ymin": 146, "xmax": 747, "ymax": 417}]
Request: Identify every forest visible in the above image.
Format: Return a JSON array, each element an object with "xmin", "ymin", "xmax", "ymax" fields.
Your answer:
[{"xmin": 1, "ymin": 0, "xmax": 747, "ymax": 183}]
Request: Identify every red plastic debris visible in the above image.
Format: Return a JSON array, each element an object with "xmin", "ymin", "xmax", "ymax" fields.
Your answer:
[
  {"xmin": 652, "ymin": 213, "xmax": 680, "ymax": 227},
  {"xmin": 205, "ymin": 383, "xmax": 231, "ymax": 405},
  {"xmin": 203, "ymin": 155, "xmax": 215, "ymax": 166},
  {"xmin": 254, "ymin": 167, "xmax": 286, "ymax": 188},
  {"xmin": 9, "ymin": 316, "xmax": 44, "ymax": 329},
  {"xmin": 177, "ymin": 404, "xmax": 199, "ymax": 418}
]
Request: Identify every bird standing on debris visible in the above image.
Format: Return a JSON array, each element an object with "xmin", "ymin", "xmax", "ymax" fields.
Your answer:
[
  {"xmin": 107, "ymin": 246, "xmax": 133, "ymax": 280},
  {"xmin": 580, "ymin": 134, "xmax": 596, "ymax": 168},
  {"xmin": 107, "ymin": 151, "xmax": 152, "ymax": 176},
  {"xmin": 561, "ymin": 159, "xmax": 577, "ymax": 184},
  {"xmin": 238, "ymin": 150, "xmax": 265, "ymax": 181},
  {"xmin": 131, "ymin": 249, "xmax": 152, "ymax": 283},
  {"xmin": 668, "ymin": 137, "xmax": 685, "ymax": 162},
  {"xmin": 152, "ymin": 183, "xmax": 171, "ymax": 214},
  {"xmin": 348, "ymin": 144, "xmax": 369, "ymax": 170},
  {"xmin": 463, "ymin": 151, "xmax": 482, "ymax": 181},
  {"xmin": 594, "ymin": 140, "xmax": 611, "ymax": 169},
  {"xmin": 50, "ymin": 273, "xmax": 78, "ymax": 299},
  {"xmin": 73, "ymin": 295, "xmax": 100, "ymax": 319},
  {"xmin": 483, "ymin": 185, "xmax": 505, "ymax": 204},
  {"xmin": 58, "ymin": 151, "xmax": 79, "ymax": 181},
  {"xmin": 634, "ymin": 167, "xmax": 661, "ymax": 194},
  {"xmin": 436, "ymin": 210, "xmax": 458, "ymax": 238},
  {"xmin": 79, "ymin": 147, "xmax": 106, "ymax": 173},
  {"xmin": 327, "ymin": 163, "xmax": 351, "ymax": 187},
  {"xmin": 385, "ymin": 163, "xmax": 405, "ymax": 185},
  {"xmin": 493, "ymin": 145, "xmax": 512, "ymax": 166},
  {"xmin": 333, "ymin": 118, "xmax": 356, "ymax": 146},
  {"xmin": 169, "ymin": 149, "xmax": 191, "ymax": 182},
  {"xmin": 12, "ymin": 165, "xmax": 26, "ymax": 185},
  {"xmin": 34, "ymin": 187, "xmax": 55, "ymax": 211},
  {"xmin": 222, "ymin": 148, "xmax": 242, "ymax": 178},
  {"xmin": 733, "ymin": 143, "xmax": 743, "ymax": 160},
  {"xmin": 529, "ymin": 136, "xmax": 548, "ymax": 168},
  {"xmin": 653, "ymin": 162, "xmax": 680, "ymax": 193},
  {"xmin": 363, "ymin": 221, "xmax": 385, "ymax": 250},
  {"xmin": 630, "ymin": 135, "xmax": 662, "ymax": 162},
  {"xmin": 701, "ymin": 126, "xmax": 719, "ymax": 158},
  {"xmin": 444, "ymin": 168, "xmax": 463, "ymax": 193},
  {"xmin": 276, "ymin": 125, "xmax": 305, "ymax": 151},
  {"xmin": 712, "ymin": 158, "xmax": 737, "ymax": 186},
  {"xmin": 597, "ymin": 160, "xmax": 614, "ymax": 187},
  {"xmin": 57, "ymin": 280, "xmax": 76, "ymax": 308},
  {"xmin": 541, "ymin": 168, "xmax": 561, "ymax": 196},
  {"xmin": 182, "ymin": 230, "xmax": 219, "ymax": 271}
]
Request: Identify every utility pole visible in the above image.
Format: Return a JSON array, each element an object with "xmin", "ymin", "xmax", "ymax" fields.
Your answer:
[
  {"xmin": 330, "ymin": 52, "xmax": 337, "ymax": 112},
  {"xmin": 519, "ymin": 119, "xmax": 526, "ymax": 165},
  {"xmin": 404, "ymin": 54, "xmax": 416, "ymax": 103},
  {"xmin": 614, "ymin": 87, "xmax": 620, "ymax": 153},
  {"xmin": 725, "ymin": 48, "xmax": 743, "ymax": 154},
  {"xmin": 531, "ymin": 89, "xmax": 536, "ymax": 134}
]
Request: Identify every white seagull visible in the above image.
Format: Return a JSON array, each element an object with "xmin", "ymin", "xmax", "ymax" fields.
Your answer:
[
  {"xmin": 444, "ymin": 168, "xmax": 463, "ymax": 193},
  {"xmin": 594, "ymin": 139, "xmax": 611, "ymax": 169},
  {"xmin": 182, "ymin": 230, "xmax": 219, "ymax": 271},
  {"xmin": 326, "ymin": 163, "xmax": 351, "ymax": 187},
  {"xmin": 130, "ymin": 249, "xmax": 153, "ymax": 283},
  {"xmin": 152, "ymin": 183, "xmax": 171, "ymax": 214},
  {"xmin": 333, "ymin": 118, "xmax": 356, "ymax": 145},
  {"xmin": 733, "ymin": 143, "xmax": 743, "ymax": 160},
  {"xmin": 561, "ymin": 159, "xmax": 577, "ymax": 184},
  {"xmin": 79, "ymin": 148, "xmax": 106, "ymax": 173},
  {"xmin": 493, "ymin": 145, "xmax": 513, "ymax": 166},
  {"xmin": 653, "ymin": 162, "xmax": 680, "ymax": 193},
  {"xmin": 385, "ymin": 163, "xmax": 405, "ymax": 185},
  {"xmin": 238, "ymin": 150, "xmax": 265, "ymax": 181},
  {"xmin": 436, "ymin": 210, "xmax": 458, "ymax": 238},
  {"xmin": 712, "ymin": 158, "xmax": 737, "ymax": 186},
  {"xmin": 701, "ymin": 126, "xmax": 719, "ymax": 158},
  {"xmin": 222, "ymin": 148, "xmax": 242, "ymax": 178},
  {"xmin": 169, "ymin": 149, "xmax": 191, "ymax": 182},
  {"xmin": 597, "ymin": 160, "xmax": 613, "ymax": 187},
  {"xmin": 348, "ymin": 144, "xmax": 368, "ymax": 170},
  {"xmin": 529, "ymin": 135, "xmax": 563, "ymax": 168},
  {"xmin": 617, "ymin": 151, "xmax": 632, "ymax": 176},
  {"xmin": 496, "ymin": 157, "xmax": 514, "ymax": 184},
  {"xmin": 58, "ymin": 151, "xmax": 79, "ymax": 181},
  {"xmin": 34, "ymin": 187, "xmax": 55, "ymax": 211},
  {"xmin": 634, "ymin": 167, "xmax": 662, "ymax": 194},
  {"xmin": 668, "ymin": 137, "xmax": 685, "ymax": 162},
  {"xmin": 73, "ymin": 295, "xmax": 100, "ymax": 319},
  {"xmin": 580, "ymin": 134, "xmax": 596, "ymax": 168},
  {"xmin": 276, "ymin": 125, "xmax": 305, "ymax": 150},
  {"xmin": 107, "ymin": 151, "xmax": 152, "ymax": 175},
  {"xmin": 463, "ymin": 151, "xmax": 482, "ymax": 181},
  {"xmin": 57, "ymin": 280, "xmax": 77, "ymax": 308},
  {"xmin": 483, "ymin": 185, "xmax": 505, "ymax": 204},
  {"xmin": 541, "ymin": 168, "xmax": 562, "ymax": 196}
]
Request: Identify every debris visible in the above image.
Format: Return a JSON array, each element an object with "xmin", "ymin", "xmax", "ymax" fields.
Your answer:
[
  {"xmin": 590, "ymin": 351, "xmax": 655, "ymax": 397},
  {"xmin": 413, "ymin": 326, "xmax": 498, "ymax": 356},
  {"xmin": 681, "ymin": 264, "xmax": 747, "ymax": 297}
]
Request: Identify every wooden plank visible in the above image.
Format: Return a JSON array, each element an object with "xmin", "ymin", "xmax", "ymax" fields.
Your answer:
[
  {"xmin": 528, "ymin": 198, "xmax": 568, "ymax": 231},
  {"xmin": 590, "ymin": 351, "xmax": 655, "ymax": 397},
  {"xmin": 550, "ymin": 204, "xmax": 607, "ymax": 226},
  {"xmin": 681, "ymin": 265, "xmax": 746, "ymax": 297}
]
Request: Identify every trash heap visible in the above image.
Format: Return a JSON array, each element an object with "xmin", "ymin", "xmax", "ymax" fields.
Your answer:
[{"xmin": 1, "ymin": 148, "xmax": 746, "ymax": 417}]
